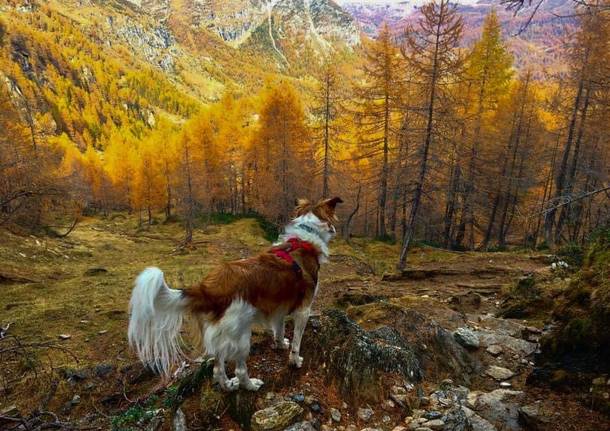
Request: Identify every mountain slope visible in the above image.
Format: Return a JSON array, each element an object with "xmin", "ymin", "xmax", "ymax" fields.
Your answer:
[{"xmin": 341, "ymin": 0, "xmax": 575, "ymax": 72}]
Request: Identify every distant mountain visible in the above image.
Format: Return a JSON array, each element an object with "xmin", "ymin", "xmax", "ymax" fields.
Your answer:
[
  {"xmin": 340, "ymin": 0, "xmax": 576, "ymax": 73},
  {"xmin": 119, "ymin": 0, "xmax": 360, "ymax": 66}
]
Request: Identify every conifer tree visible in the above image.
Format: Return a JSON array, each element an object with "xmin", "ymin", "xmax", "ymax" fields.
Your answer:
[
  {"xmin": 250, "ymin": 81, "xmax": 311, "ymax": 221},
  {"xmin": 454, "ymin": 10, "xmax": 513, "ymax": 249},
  {"xmin": 353, "ymin": 24, "xmax": 404, "ymax": 238},
  {"xmin": 398, "ymin": 0, "xmax": 463, "ymax": 269}
]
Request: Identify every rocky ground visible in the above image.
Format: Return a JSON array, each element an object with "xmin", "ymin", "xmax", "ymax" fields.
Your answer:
[{"xmin": 1, "ymin": 216, "xmax": 609, "ymax": 430}]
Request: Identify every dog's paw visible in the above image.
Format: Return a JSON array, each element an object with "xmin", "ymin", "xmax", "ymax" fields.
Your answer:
[
  {"xmin": 288, "ymin": 354, "xmax": 303, "ymax": 368},
  {"xmin": 222, "ymin": 377, "xmax": 240, "ymax": 392},
  {"xmin": 273, "ymin": 337, "xmax": 290, "ymax": 350},
  {"xmin": 244, "ymin": 378, "xmax": 264, "ymax": 391}
]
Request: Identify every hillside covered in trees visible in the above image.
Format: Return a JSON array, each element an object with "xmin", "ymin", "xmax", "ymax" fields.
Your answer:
[
  {"xmin": 0, "ymin": 0, "xmax": 609, "ymax": 430},
  {"xmin": 1, "ymin": 0, "xmax": 607, "ymax": 258}
]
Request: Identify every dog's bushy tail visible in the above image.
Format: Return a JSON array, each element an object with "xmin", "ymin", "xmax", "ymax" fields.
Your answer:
[{"xmin": 128, "ymin": 267, "xmax": 186, "ymax": 376}]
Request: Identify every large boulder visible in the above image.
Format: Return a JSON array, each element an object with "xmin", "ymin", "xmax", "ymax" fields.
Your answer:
[
  {"xmin": 302, "ymin": 309, "xmax": 423, "ymax": 403},
  {"xmin": 454, "ymin": 328, "xmax": 480, "ymax": 350},
  {"xmin": 346, "ymin": 302, "xmax": 481, "ymax": 385},
  {"xmin": 497, "ymin": 275, "xmax": 553, "ymax": 319},
  {"xmin": 472, "ymin": 389, "xmax": 524, "ymax": 431}
]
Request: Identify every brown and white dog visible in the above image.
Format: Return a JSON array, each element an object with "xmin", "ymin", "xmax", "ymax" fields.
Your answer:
[{"xmin": 128, "ymin": 197, "xmax": 342, "ymax": 391}]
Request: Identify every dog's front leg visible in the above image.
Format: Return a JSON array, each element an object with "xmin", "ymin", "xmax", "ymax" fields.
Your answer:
[{"xmin": 288, "ymin": 307, "xmax": 310, "ymax": 368}]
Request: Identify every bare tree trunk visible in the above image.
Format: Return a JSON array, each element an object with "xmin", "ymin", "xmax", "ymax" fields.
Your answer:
[
  {"xmin": 322, "ymin": 72, "xmax": 331, "ymax": 199},
  {"xmin": 546, "ymin": 50, "xmax": 588, "ymax": 245},
  {"xmin": 555, "ymin": 84, "xmax": 591, "ymax": 242},
  {"xmin": 533, "ymin": 132, "xmax": 560, "ymax": 248},
  {"xmin": 344, "ymin": 185, "xmax": 361, "ymax": 243},
  {"xmin": 497, "ymin": 74, "xmax": 530, "ymax": 247},
  {"xmin": 378, "ymin": 89, "xmax": 390, "ymax": 238},
  {"xmin": 183, "ymin": 143, "xmax": 194, "ymax": 244},
  {"xmin": 165, "ymin": 171, "xmax": 172, "ymax": 220},
  {"xmin": 398, "ymin": 10, "xmax": 443, "ymax": 269}
]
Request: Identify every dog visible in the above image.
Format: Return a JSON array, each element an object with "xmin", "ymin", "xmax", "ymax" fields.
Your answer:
[{"xmin": 128, "ymin": 196, "xmax": 342, "ymax": 391}]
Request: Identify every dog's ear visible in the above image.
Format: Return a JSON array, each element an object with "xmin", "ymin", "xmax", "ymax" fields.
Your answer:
[
  {"xmin": 294, "ymin": 198, "xmax": 311, "ymax": 216},
  {"xmin": 324, "ymin": 196, "xmax": 343, "ymax": 210},
  {"xmin": 317, "ymin": 196, "xmax": 343, "ymax": 222}
]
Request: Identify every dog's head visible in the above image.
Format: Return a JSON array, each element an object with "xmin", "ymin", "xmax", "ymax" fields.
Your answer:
[{"xmin": 294, "ymin": 196, "xmax": 343, "ymax": 237}]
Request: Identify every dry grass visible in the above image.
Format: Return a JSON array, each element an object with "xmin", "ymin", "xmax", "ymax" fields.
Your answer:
[{"xmin": 0, "ymin": 215, "xmax": 274, "ymax": 416}]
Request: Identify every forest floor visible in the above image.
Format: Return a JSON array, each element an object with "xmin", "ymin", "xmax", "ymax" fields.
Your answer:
[{"xmin": 1, "ymin": 215, "xmax": 609, "ymax": 431}]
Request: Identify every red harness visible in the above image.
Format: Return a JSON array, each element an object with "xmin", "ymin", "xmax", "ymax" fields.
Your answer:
[{"xmin": 272, "ymin": 238, "xmax": 318, "ymax": 275}]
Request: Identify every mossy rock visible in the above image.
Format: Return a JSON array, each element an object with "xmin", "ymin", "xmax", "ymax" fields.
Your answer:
[
  {"xmin": 199, "ymin": 382, "xmax": 227, "ymax": 428},
  {"xmin": 302, "ymin": 309, "xmax": 423, "ymax": 404},
  {"xmin": 497, "ymin": 275, "xmax": 553, "ymax": 318},
  {"xmin": 532, "ymin": 228, "xmax": 610, "ymax": 406},
  {"xmin": 250, "ymin": 401, "xmax": 303, "ymax": 431}
]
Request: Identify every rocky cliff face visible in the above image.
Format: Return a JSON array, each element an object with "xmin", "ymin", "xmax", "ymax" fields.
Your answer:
[
  {"xmin": 122, "ymin": 0, "xmax": 359, "ymax": 55},
  {"xmin": 40, "ymin": 0, "xmax": 359, "ymax": 100}
]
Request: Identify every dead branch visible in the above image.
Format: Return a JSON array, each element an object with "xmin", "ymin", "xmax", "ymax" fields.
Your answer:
[
  {"xmin": 55, "ymin": 217, "xmax": 80, "ymax": 238},
  {"xmin": 537, "ymin": 185, "xmax": 610, "ymax": 216}
]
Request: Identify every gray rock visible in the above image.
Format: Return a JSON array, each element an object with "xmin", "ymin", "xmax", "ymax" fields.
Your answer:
[
  {"xmin": 475, "ymin": 389, "xmax": 524, "ymax": 431},
  {"xmin": 462, "ymin": 406, "xmax": 496, "ymax": 431},
  {"xmin": 412, "ymin": 409, "xmax": 426, "ymax": 419},
  {"xmin": 442, "ymin": 405, "xmax": 471, "ymax": 431},
  {"xmin": 71, "ymin": 394, "xmax": 81, "ymax": 405},
  {"xmin": 331, "ymin": 407, "xmax": 341, "ymax": 422},
  {"xmin": 285, "ymin": 421, "xmax": 316, "ymax": 431},
  {"xmin": 469, "ymin": 414, "xmax": 496, "ymax": 431},
  {"xmin": 478, "ymin": 315, "xmax": 525, "ymax": 337},
  {"xmin": 466, "ymin": 391, "xmax": 481, "ymax": 409},
  {"xmin": 94, "ymin": 363, "xmax": 114, "ymax": 377},
  {"xmin": 477, "ymin": 330, "xmax": 536, "ymax": 356},
  {"xmin": 251, "ymin": 401, "xmax": 304, "ymax": 431},
  {"xmin": 172, "ymin": 408, "xmax": 186, "ymax": 431},
  {"xmin": 423, "ymin": 411, "xmax": 442, "ymax": 420},
  {"xmin": 454, "ymin": 328, "xmax": 480, "ymax": 349},
  {"xmin": 422, "ymin": 419, "xmax": 444, "ymax": 430},
  {"xmin": 518, "ymin": 403, "xmax": 551, "ymax": 429},
  {"xmin": 486, "ymin": 345, "xmax": 503, "ymax": 356},
  {"xmin": 485, "ymin": 366, "xmax": 514, "ymax": 381},
  {"xmin": 357, "ymin": 407, "xmax": 374, "ymax": 421}
]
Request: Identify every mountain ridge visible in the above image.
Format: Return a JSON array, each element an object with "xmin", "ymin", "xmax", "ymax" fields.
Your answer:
[{"xmin": 342, "ymin": 0, "xmax": 575, "ymax": 72}]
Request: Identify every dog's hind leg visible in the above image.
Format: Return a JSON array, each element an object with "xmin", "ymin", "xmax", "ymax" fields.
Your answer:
[
  {"xmin": 234, "ymin": 324, "xmax": 263, "ymax": 390},
  {"xmin": 288, "ymin": 306, "xmax": 310, "ymax": 368},
  {"xmin": 213, "ymin": 356, "xmax": 239, "ymax": 391},
  {"xmin": 206, "ymin": 299, "xmax": 258, "ymax": 391},
  {"xmin": 235, "ymin": 357, "xmax": 263, "ymax": 391},
  {"xmin": 270, "ymin": 312, "xmax": 289, "ymax": 350}
]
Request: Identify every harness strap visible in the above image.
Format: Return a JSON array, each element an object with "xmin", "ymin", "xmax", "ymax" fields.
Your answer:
[{"xmin": 271, "ymin": 238, "xmax": 317, "ymax": 277}]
